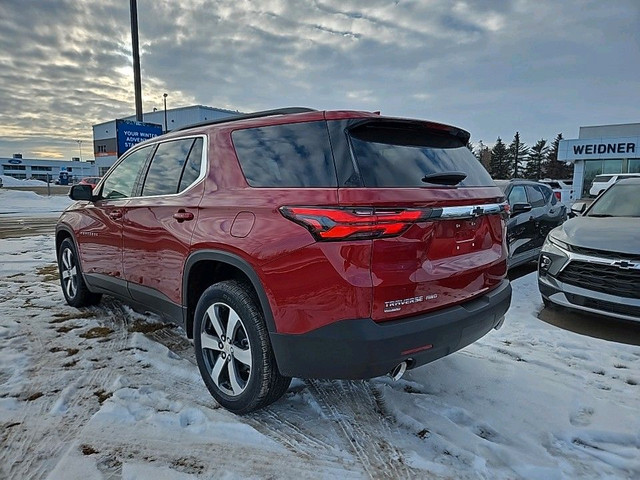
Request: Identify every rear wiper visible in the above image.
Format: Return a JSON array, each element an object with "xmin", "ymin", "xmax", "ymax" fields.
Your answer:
[{"xmin": 421, "ymin": 171, "xmax": 467, "ymax": 186}]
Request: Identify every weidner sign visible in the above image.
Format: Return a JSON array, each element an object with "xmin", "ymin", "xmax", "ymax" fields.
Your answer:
[{"xmin": 558, "ymin": 137, "xmax": 640, "ymax": 161}]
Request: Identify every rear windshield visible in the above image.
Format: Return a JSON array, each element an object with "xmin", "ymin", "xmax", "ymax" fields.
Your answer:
[
  {"xmin": 232, "ymin": 121, "xmax": 337, "ymax": 187},
  {"xmin": 348, "ymin": 122, "xmax": 494, "ymax": 187}
]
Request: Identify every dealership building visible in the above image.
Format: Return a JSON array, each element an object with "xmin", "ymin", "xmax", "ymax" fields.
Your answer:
[
  {"xmin": 0, "ymin": 154, "xmax": 97, "ymax": 182},
  {"xmin": 92, "ymin": 105, "xmax": 240, "ymax": 175},
  {"xmin": 558, "ymin": 123, "xmax": 640, "ymax": 198}
]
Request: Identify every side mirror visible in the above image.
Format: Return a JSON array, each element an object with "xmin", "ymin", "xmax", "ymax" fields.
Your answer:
[
  {"xmin": 69, "ymin": 184, "xmax": 94, "ymax": 201},
  {"xmin": 570, "ymin": 202, "xmax": 586, "ymax": 216},
  {"xmin": 511, "ymin": 203, "xmax": 532, "ymax": 216}
]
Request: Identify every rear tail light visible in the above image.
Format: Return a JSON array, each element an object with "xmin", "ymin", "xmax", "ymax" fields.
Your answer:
[
  {"xmin": 280, "ymin": 207, "xmax": 431, "ymax": 241},
  {"xmin": 554, "ymin": 192, "xmax": 562, "ymax": 201},
  {"xmin": 280, "ymin": 203, "xmax": 509, "ymax": 241}
]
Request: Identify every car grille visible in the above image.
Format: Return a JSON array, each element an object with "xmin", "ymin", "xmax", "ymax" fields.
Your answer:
[
  {"xmin": 569, "ymin": 245, "xmax": 640, "ymax": 262},
  {"xmin": 558, "ymin": 261, "xmax": 640, "ymax": 299},
  {"xmin": 565, "ymin": 293, "xmax": 640, "ymax": 318}
]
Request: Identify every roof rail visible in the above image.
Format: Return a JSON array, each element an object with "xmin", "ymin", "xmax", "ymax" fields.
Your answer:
[{"xmin": 175, "ymin": 107, "xmax": 317, "ymax": 132}]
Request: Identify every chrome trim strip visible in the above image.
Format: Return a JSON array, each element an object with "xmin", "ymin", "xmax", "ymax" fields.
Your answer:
[
  {"xmin": 431, "ymin": 202, "xmax": 508, "ymax": 220},
  {"xmin": 550, "ymin": 241, "xmax": 640, "ymax": 273}
]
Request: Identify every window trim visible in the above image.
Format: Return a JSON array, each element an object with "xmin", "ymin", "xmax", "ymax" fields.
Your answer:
[{"xmin": 96, "ymin": 134, "xmax": 208, "ymax": 201}]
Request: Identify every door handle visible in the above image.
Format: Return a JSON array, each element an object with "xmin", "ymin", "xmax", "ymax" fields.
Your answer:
[
  {"xmin": 109, "ymin": 210, "xmax": 123, "ymax": 220},
  {"xmin": 173, "ymin": 210, "xmax": 194, "ymax": 222}
]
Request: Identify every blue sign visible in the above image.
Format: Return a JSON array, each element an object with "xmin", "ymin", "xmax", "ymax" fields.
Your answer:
[
  {"xmin": 116, "ymin": 119, "xmax": 163, "ymax": 157},
  {"xmin": 8, "ymin": 159, "xmax": 22, "ymax": 164}
]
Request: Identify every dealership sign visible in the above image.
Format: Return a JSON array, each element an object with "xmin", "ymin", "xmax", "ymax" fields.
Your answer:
[
  {"xmin": 8, "ymin": 158, "xmax": 22, "ymax": 164},
  {"xmin": 116, "ymin": 119, "xmax": 163, "ymax": 157},
  {"xmin": 558, "ymin": 137, "xmax": 640, "ymax": 161}
]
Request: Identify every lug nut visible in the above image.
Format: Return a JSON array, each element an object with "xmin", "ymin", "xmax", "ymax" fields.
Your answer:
[{"xmin": 221, "ymin": 352, "xmax": 226, "ymax": 359}]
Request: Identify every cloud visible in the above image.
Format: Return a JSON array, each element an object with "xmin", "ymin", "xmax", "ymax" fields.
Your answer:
[{"xmin": 0, "ymin": 0, "xmax": 638, "ymax": 160}]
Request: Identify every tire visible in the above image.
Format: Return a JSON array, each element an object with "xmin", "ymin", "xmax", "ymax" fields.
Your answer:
[
  {"xmin": 193, "ymin": 280, "xmax": 291, "ymax": 413},
  {"xmin": 57, "ymin": 238, "xmax": 102, "ymax": 307}
]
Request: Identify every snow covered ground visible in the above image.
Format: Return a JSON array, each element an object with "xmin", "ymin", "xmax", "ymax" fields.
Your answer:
[
  {"xmin": 0, "ymin": 188, "xmax": 73, "ymax": 217},
  {"xmin": 1, "ymin": 175, "xmax": 48, "ymax": 187},
  {"xmin": 1, "ymin": 231, "xmax": 639, "ymax": 477}
]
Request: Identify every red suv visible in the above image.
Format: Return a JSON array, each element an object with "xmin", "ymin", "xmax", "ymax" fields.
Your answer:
[{"xmin": 56, "ymin": 108, "xmax": 511, "ymax": 413}]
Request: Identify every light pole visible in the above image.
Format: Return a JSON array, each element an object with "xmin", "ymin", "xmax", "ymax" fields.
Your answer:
[
  {"xmin": 76, "ymin": 140, "xmax": 83, "ymax": 162},
  {"xmin": 163, "ymin": 93, "xmax": 168, "ymax": 133}
]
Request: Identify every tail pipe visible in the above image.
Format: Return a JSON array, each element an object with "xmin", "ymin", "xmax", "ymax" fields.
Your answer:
[{"xmin": 389, "ymin": 361, "xmax": 407, "ymax": 381}]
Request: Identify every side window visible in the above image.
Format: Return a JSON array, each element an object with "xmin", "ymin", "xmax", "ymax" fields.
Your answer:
[
  {"xmin": 508, "ymin": 185, "xmax": 527, "ymax": 205},
  {"xmin": 538, "ymin": 185, "xmax": 557, "ymax": 205},
  {"xmin": 142, "ymin": 139, "xmax": 196, "ymax": 196},
  {"xmin": 101, "ymin": 146, "xmax": 153, "ymax": 200},
  {"xmin": 178, "ymin": 138, "xmax": 204, "ymax": 193},
  {"xmin": 232, "ymin": 121, "xmax": 337, "ymax": 187},
  {"xmin": 526, "ymin": 185, "xmax": 545, "ymax": 207}
]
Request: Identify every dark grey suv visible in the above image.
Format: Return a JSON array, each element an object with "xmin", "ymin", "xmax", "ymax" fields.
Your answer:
[{"xmin": 538, "ymin": 177, "xmax": 640, "ymax": 322}]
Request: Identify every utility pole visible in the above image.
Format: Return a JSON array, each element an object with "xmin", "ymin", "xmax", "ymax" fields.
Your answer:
[
  {"xmin": 163, "ymin": 93, "xmax": 168, "ymax": 132},
  {"xmin": 76, "ymin": 140, "xmax": 83, "ymax": 162},
  {"xmin": 130, "ymin": 0, "xmax": 143, "ymax": 122}
]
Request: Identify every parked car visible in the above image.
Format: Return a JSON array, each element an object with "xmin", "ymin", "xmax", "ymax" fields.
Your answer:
[
  {"xmin": 56, "ymin": 107, "xmax": 512, "ymax": 413},
  {"xmin": 78, "ymin": 176, "xmax": 102, "ymax": 189},
  {"xmin": 539, "ymin": 178, "xmax": 575, "ymax": 205},
  {"xmin": 539, "ymin": 177, "xmax": 640, "ymax": 322},
  {"xmin": 494, "ymin": 179, "xmax": 567, "ymax": 269},
  {"xmin": 589, "ymin": 173, "xmax": 640, "ymax": 197}
]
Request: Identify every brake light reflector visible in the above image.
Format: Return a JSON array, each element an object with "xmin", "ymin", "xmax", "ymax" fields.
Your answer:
[
  {"xmin": 280, "ymin": 206, "xmax": 431, "ymax": 241},
  {"xmin": 554, "ymin": 191, "xmax": 562, "ymax": 201}
]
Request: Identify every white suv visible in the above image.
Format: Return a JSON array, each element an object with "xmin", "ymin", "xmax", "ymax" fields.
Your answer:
[{"xmin": 589, "ymin": 173, "xmax": 640, "ymax": 196}]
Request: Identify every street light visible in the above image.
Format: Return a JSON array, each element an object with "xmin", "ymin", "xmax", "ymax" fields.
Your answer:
[
  {"xmin": 76, "ymin": 140, "xmax": 83, "ymax": 162},
  {"xmin": 163, "ymin": 93, "xmax": 168, "ymax": 133}
]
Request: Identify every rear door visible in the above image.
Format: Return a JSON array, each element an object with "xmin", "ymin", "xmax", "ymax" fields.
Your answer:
[
  {"xmin": 330, "ymin": 119, "xmax": 507, "ymax": 321},
  {"xmin": 122, "ymin": 136, "xmax": 205, "ymax": 308}
]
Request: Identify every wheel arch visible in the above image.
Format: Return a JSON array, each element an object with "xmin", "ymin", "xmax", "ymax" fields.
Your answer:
[
  {"xmin": 183, "ymin": 250, "xmax": 276, "ymax": 339},
  {"xmin": 55, "ymin": 225, "xmax": 76, "ymax": 261}
]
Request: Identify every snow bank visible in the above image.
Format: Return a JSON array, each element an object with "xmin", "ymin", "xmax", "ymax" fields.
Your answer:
[
  {"xmin": 0, "ymin": 234, "xmax": 638, "ymax": 479},
  {"xmin": 0, "ymin": 188, "xmax": 73, "ymax": 216},
  {"xmin": 1, "ymin": 174, "xmax": 47, "ymax": 186}
]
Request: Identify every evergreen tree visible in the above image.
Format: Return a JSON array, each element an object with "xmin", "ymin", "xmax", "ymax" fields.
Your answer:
[
  {"xmin": 490, "ymin": 137, "xmax": 509, "ymax": 179},
  {"xmin": 542, "ymin": 133, "xmax": 572, "ymax": 179},
  {"xmin": 507, "ymin": 132, "xmax": 529, "ymax": 179},
  {"xmin": 475, "ymin": 140, "xmax": 490, "ymax": 167},
  {"xmin": 466, "ymin": 141, "xmax": 474, "ymax": 152},
  {"xmin": 524, "ymin": 139, "xmax": 549, "ymax": 180}
]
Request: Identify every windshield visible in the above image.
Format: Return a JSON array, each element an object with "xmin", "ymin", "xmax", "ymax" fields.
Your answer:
[{"xmin": 587, "ymin": 183, "xmax": 640, "ymax": 217}]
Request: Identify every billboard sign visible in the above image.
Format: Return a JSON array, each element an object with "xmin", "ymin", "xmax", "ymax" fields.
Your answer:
[{"xmin": 116, "ymin": 119, "xmax": 163, "ymax": 157}]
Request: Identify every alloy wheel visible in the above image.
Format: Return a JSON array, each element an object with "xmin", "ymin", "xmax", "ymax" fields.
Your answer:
[
  {"xmin": 60, "ymin": 247, "xmax": 78, "ymax": 300},
  {"xmin": 200, "ymin": 302, "xmax": 252, "ymax": 397}
]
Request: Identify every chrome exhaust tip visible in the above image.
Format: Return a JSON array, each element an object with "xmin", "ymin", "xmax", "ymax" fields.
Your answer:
[{"xmin": 389, "ymin": 361, "xmax": 407, "ymax": 381}]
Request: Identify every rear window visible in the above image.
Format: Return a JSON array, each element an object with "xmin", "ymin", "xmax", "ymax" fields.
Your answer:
[
  {"xmin": 593, "ymin": 175, "xmax": 613, "ymax": 182},
  {"xmin": 347, "ymin": 122, "xmax": 494, "ymax": 187},
  {"xmin": 232, "ymin": 121, "xmax": 337, "ymax": 187}
]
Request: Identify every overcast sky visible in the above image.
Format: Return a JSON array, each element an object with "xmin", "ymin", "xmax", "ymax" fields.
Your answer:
[{"xmin": 1, "ymin": 0, "xmax": 638, "ymax": 160}]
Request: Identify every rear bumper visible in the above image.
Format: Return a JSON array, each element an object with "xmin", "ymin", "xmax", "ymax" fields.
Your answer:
[{"xmin": 270, "ymin": 279, "xmax": 511, "ymax": 379}]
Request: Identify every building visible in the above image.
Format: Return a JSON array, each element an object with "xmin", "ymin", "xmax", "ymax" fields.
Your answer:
[
  {"xmin": 1, "ymin": 154, "xmax": 97, "ymax": 182},
  {"xmin": 92, "ymin": 105, "xmax": 240, "ymax": 175},
  {"xmin": 558, "ymin": 123, "xmax": 640, "ymax": 198}
]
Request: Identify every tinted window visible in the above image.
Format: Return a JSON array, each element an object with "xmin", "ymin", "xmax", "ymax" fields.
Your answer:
[
  {"xmin": 101, "ymin": 146, "xmax": 152, "ymax": 200},
  {"xmin": 537, "ymin": 185, "xmax": 552, "ymax": 203},
  {"xmin": 232, "ymin": 121, "xmax": 336, "ymax": 187},
  {"xmin": 508, "ymin": 185, "xmax": 527, "ymax": 205},
  {"xmin": 526, "ymin": 185, "xmax": 545, "ymax": 207},
  {"xmin": 178, "ymin": 138, "xmax": 203, "ymax": 193},
  {"xmin": 142, "ymin": 139, "xmax": 196, "ymax": 196},
  {"xmin": 348, "ymin": 122, "xmax": 494, "ymax": 187}
]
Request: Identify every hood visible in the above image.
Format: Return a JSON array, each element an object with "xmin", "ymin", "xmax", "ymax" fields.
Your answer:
[{"xmin": 551, "ymin": 216, "xmax": 640, "ymax": 255}]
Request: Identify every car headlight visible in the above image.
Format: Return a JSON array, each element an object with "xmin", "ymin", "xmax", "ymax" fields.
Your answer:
[{"xmin": 543, "ymin": 234, "xmax": 570, "ymax": 253}]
